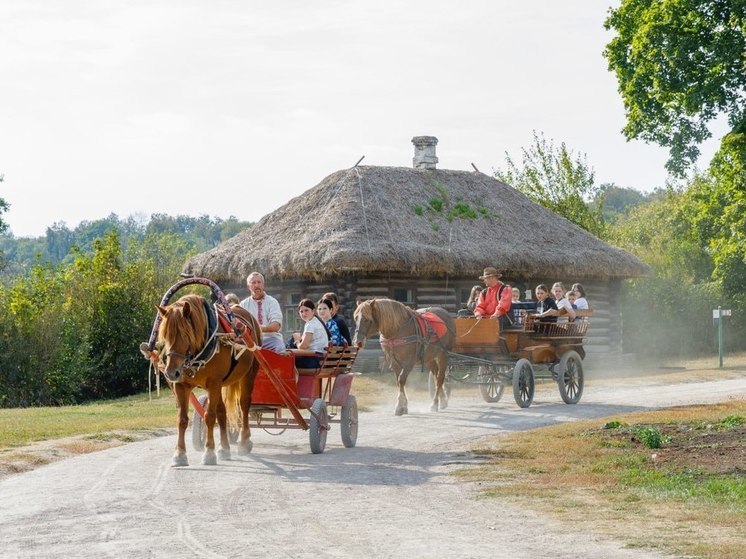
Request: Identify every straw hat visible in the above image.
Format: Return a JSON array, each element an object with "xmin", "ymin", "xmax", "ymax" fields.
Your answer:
[{"xmin": 479, "ymin": 267, "xmax": 502, "ymax": 279}]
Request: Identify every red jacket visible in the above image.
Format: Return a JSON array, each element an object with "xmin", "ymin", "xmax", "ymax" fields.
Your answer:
[{"xmin": 474, "ymin": 283, "xmax": 512, "ymax": 318}]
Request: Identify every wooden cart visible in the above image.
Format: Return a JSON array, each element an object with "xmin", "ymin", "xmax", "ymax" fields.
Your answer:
[
  {"xmin": 438, "ymin": 309, "xmax": 592, "ymax": 408},
  {"xmin": 191, "ymin": 344, "xmax": 359, "ymax": 454}
]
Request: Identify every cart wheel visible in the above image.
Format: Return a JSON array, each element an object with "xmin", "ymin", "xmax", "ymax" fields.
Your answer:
[
  {"xmin": 557, "ymin": 350, "xmax": 584, "ymax": 404},
  {"xmin": 512, "ymin": 359, "xmax": 535, "ymax": 408},
  {"xmin": 309, "ymin": 398, "xmax": 328, "ymax": 454},
  {"xmin": 191, "ymin": 395, "xmax": 208, "ymax": 451},
  {"xmin": 478, "ymin": 365, "xmax": 505, "ymax": 403},
  {"xmin": 340, "ymin": 394, "xmax": 358, "ymax": 448},
  {"xmin": 428, "ymin": 370, "xmax": 452, "ymax": 400}
]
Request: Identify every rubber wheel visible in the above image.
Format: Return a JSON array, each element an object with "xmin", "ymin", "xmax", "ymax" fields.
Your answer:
[
  {"xmin": 428, "ymin": 371, "xmax": 452, "ymax": 400},
  {"xmin": 191, "ymin": 395, "xmax": 208, "ymax": 451},
  {"xmin": 309, "ymin": 398, "xmax": 328, "ymax": 454},
  {"xmin": 340, "ymin": 394, "xmax": 358, "ymax": 448},
  {"xmin": 557, "ymin": 350, "xmax": 584, "ymax": 404},
  {"xmin": 478, "ymin": 365, "xmax": 505, "ymax": 403},
  {"xmin": 512, "ymin": 359, "xmax": 535, "ymax": 408}
]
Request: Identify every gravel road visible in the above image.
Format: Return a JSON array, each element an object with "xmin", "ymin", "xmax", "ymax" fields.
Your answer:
[{"xmin": 1, "ymin": 375, "xmax": 744, "ymax": 559}]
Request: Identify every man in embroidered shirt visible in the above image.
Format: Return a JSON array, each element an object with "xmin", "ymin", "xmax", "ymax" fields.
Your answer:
[
  {"xmin": 239, "ymin": 272, "xmax": 285, "ymax": 352},
  {"xmin": 473, "ymin": 267, "xmax": 513, "ymax": 329}
]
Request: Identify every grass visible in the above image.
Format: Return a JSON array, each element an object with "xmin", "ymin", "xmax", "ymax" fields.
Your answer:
[
  {"xmin": 459, "ymin": 399, "xmax": 746, "ymax": 559},
  {"xmin": 0, "ymin": 391, "xmax": 177, "ymax": 448}
]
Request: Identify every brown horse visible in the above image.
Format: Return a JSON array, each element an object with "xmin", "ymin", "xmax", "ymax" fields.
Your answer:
[
  {"xmin": 353, "ymin": 298, "xmax": 455, "ymax": 415},
  {"xmin": 156, "ymin": 294, "xmax": 261, "ymax": 467}
]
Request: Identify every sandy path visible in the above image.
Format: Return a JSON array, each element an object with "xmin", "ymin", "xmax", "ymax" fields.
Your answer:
[{"xmin": 1, "ymin": 375, "xmax": 744, "ymax": 559}]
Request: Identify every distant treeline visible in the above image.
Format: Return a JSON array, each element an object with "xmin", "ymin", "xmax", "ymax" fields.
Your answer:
[{"xmin": 0, "ymin": 213, "xmax": 251, "ymax": 276}]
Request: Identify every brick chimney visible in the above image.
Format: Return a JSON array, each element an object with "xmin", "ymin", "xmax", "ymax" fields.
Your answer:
[{"xmin": 412, "ymin": 136, "xmax": 438, "ymax": 169}]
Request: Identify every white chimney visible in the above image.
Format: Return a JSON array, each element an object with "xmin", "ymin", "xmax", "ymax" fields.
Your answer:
[{"xmin": 412, "ymin": 136, "xmax": 438, "ymax": 169}]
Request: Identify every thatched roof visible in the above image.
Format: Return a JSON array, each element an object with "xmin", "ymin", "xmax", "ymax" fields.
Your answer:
[{"xmin": 184, "ymin": 166, "xmax": 649, "ymax": 282}]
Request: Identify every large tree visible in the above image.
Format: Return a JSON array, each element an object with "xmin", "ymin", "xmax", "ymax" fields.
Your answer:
[{"xmin": 604, "ymin": 0, "xmax": 746, "ymax": 176}]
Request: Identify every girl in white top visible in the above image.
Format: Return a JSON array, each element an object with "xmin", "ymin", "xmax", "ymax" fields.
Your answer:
[
  {"xmin": 292, "ymin": 298, "xmax": 330, "ymax": 353},
  {"xmin": 549, "ymin": 282, "xmax": 577, "ymax": 323}
]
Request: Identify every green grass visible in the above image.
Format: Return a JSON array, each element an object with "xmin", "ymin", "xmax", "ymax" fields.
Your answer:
[
  {"xmin": 622, "ymin": 468, "xmax": 746, "ymax": 504},
  {"xmin": 0, "ymin": 391, "xmax": 178, "ymax": 448}
]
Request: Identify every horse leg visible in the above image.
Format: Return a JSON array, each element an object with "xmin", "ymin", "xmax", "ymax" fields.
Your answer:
[
  {"xmin": 172, "ymin": 384, "xmax": 190, "ymax": 467},
  {"xmin": 202, "ymin": 385, "xmax": 221, "ymax": 465},
  {"xmin": 395, "ymin": 368, "xmax": 410, "ymax": 416},
  {"xmin": 237, "ymin": 376, "xmax": 253, "ymax": 455},
  {"xmin": 431, "ymin": 357, "xmax": 448, "ymax": 412},
  {"xmin": 216, "ymin": 395, "xmax": 231, "ymax": 462}
]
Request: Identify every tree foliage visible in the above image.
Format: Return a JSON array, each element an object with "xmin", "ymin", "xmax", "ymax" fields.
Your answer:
[
  {"xmin": 494, "ymin": 131, "xmax": 606, "ymax": 237},
  {"xmin": 604, "ymin": 0, "xmax": 746, "ymax": 176},
  {"xmin": 0, "ymin": 230, "xmax": 167, "ymax": 406}
]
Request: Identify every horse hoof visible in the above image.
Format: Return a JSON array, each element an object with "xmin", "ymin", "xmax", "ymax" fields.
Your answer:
[
  {"xmin": 172, "ymin": 454, "xmax": 188, "ymax": 467},
  {"xmin": 218, "ymin": 448, "xmax": 231, "ymax": 461},
  {"xmin": 430, "ymin": 403, "xmax": 438, "ymax": 412},
  {"xmin": 237, "ymin": 441, "xmax": 253, "ymax": 455},
  {"xmin": 202, "ymin": 451, "xmax": 217, "ymax": 466}
]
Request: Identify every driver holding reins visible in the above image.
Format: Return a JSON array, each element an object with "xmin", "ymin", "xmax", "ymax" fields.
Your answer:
[{"xmin": 473, "ymin": 267, "xmax": 513, "ymax": 329}]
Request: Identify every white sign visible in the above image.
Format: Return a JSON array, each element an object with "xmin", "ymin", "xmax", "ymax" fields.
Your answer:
[{"xmin": 713, "ymin": 309, "xmax": 732, "ymax": 318}]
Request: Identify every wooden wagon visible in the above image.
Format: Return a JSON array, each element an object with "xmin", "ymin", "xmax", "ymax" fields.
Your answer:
[{"xmin": 440, "ymin": 308, "xmax": 592, "ymax": 408}]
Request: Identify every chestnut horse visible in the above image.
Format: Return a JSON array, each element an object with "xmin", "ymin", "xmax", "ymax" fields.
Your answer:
[
  {"xmin": 353, "ymin": 298, "xmax": 455, "ymax": 415},
  {"xmin": 156, "ymin": 294, "xmax": 261, "ymax": 466}
]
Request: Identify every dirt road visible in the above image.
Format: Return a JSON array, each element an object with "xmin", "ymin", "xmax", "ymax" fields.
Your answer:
[{"xmin": 1, "ymin": 374, "xmax": 744, "ymax": 559}]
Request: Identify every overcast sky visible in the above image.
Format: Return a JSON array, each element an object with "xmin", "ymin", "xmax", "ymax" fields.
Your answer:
[{"xmin": 0, "ymin": 1, "xmax": 727, "ymax": 238}]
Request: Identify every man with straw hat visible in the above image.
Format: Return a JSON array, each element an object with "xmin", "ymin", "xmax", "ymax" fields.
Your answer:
[{"xmin": 474, "ymin": 267, "xmax": 513, "ymax": 328}]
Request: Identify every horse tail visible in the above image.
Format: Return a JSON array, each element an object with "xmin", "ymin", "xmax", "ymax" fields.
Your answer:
[{"xmin": 223, "ymin": 384, "xmax": 242, "ymax": 435}]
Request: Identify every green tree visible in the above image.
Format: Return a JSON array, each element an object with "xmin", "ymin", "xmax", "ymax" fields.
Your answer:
[
  {"xmin": 689, "ymin": 129, "xmax": 746, "ymax": 291},
  {"xmin": 495, "ymin": 131, "xmax": 606, "ymax": 237},
  {"xmin": 604, "ymin": 0, "xmax": 746, "ymax": 176},
  {"xmin": 609, "ymin": 186, "xmax": 714, "ymax": 282}
]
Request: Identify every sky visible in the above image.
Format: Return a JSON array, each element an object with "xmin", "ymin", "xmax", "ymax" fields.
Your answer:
[{"xmin": 0, "ymin": 1, "xmax": 728, "ymax": 238}]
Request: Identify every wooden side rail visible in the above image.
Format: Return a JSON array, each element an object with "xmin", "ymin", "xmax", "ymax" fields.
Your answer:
[
  {"xmin": 297, "ymin": 344, "xmax": 359, "ymax": 378},
  {"xmin": 296, "ymin": 344, "xmax": 359, "ymax": 406},
  {"xmin": 523, "ymin": 309, "xmax": 593, "ymax": 336}
]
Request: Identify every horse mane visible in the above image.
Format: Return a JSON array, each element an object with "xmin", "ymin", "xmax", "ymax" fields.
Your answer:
[{"xmin": 158, "ymin": 294, "xmax": 208, "ymax": 352}]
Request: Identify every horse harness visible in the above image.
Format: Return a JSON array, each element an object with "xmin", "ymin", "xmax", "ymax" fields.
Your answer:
[
  {"xmin": 164, "ymin": 301, "xmax": 251, "ymax": 381},
  {"xmin": 380, "ymin": 309, "xmax": 450, "ymax": 367}
]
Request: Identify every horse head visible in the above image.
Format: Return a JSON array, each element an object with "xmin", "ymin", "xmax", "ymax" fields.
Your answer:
[
  {"xmin": 352, "ymin": 299, "xmax": 377, "ymax": 348},
  {"xmin": 156, "ymin": 295, "xmax": 207, "ymax": 383}
]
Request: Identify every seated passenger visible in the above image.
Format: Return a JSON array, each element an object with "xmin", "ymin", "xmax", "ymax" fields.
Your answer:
[
  {"xmin": 317, "ymin": 297, "xmax": 345, "ymax": 346},
  {"xmin": 510, "ymin": 287, "xmax": 524, "ymax": 325},
  {"xmin": 467, "ymin": 285, "xmax": 483, "ymax": 311},
  {"xmin": 290, "ymin": 299, "xmax": 330, "ymax": 369},
  {"xmin": 551, "ymin": 282, "xmax": 577, "ymax": 322},
  {"xmin": 531, "ymin": 284, "xmax": 559, "ymax": 330},
  {"xmin": 322, "ymin": 291, "xmax": 352, "ymax": 345},
  {"xmin": 239, "ymin": 272, "xmax": 286, "ymax": 353},
  {"xmin": 566, "ymin": 289, "xmax": 578, "ymax": 310},
  {"xmin": 571, "ymin": 283, "xmax": 590, "ymax": 310}
]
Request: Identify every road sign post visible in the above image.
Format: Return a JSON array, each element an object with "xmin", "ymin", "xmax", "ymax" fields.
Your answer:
[{"xmin": 712, "ymin": 307, "xmax": 732, "ymax": 368}]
